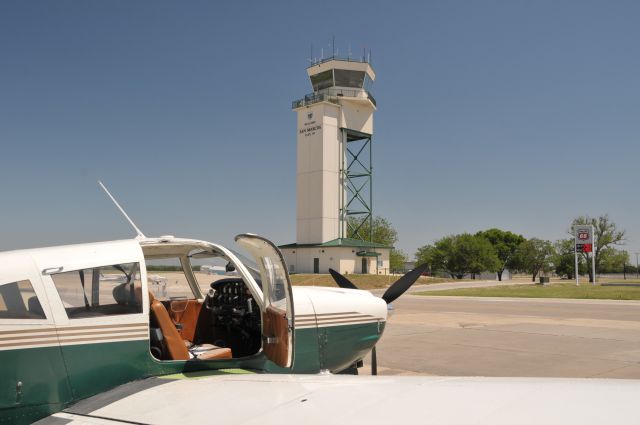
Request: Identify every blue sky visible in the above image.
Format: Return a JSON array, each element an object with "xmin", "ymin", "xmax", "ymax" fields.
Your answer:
[{"xmin": 1, "ymin": 1, "xmax": 639, "ymax": 259}]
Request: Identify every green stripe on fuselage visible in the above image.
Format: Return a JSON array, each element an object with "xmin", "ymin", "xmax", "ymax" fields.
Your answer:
[
  {"xmin": 61, "ymin": 339, "xmax": 151, "ymax": 400},
  {"xmin": 0, "ymin": 345, "xmax": 72, "ymax": 425},
  {"xmin": 0, "ymin": 321, "xmax": 382, "ymax": 424},
  {"xmin": 266, "ymin": 322, "xmax": 383, "ymax": 373},
  {"xmin": 319, "ymin": 322, "xmax": 383, "ymax": 372}
]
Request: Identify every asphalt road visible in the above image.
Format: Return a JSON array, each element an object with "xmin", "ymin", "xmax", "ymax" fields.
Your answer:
[{"xmin": 362, "ymin": 295, "xmax": 640, "ymax": 378}]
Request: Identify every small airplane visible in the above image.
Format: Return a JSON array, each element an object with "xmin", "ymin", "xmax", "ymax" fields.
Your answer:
[
  {"xmin": 199, "ymin": 265, "xmax": 229, "ymax": 275},
  {"xmin": 0, "ymin": 183, "xmax": 424, "ymax": 424},
  {"xmin": 1, "ymin": 184, "xmax": 638, "ymax": 424}
]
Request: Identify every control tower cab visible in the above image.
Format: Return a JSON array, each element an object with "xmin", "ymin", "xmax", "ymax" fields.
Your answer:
[
  {"xmin": 293, "ymin": 59, "xmax": 376, "ymax": 135},
  {"xmin": 282, "ymin": 57, "xmax": 391, "ymax": 275}
]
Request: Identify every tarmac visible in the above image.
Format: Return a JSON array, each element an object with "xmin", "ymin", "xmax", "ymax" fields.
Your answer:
[
  {"xmin": 361, "ymin": 290, "xmax": 640, "ymax": 378},
  {"xmin": 394, "ymin": 278, "xmax": 535, "ymax": 294}
]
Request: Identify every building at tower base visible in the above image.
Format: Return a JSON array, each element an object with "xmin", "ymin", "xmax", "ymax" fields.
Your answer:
[
  {"xmin": 280, "ymin": 238, "xmax": 391, "ymax": 275},
  {"xmin": 280, "ymin": 55, "xmax": 391, "ymax": 275}
]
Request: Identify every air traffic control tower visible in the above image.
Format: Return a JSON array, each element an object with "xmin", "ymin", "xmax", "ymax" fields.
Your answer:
[{"xmin": 280, "ymin": 55, "xmax": 392, "ymax": 275}]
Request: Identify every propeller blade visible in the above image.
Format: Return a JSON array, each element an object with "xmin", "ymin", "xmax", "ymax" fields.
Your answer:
[
  {"xmin": 381, "ymin": 263, "xmax": 429, "ymax": 304},
  {"xmin": 371, "ymin": 346, "xmax": 378, "ymax": 375},
  {"xmin": 328, "ymin": 268, "xmax": 359, "ymax": 290}
]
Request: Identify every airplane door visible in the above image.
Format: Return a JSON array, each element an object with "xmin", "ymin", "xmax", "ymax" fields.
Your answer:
[
  {"xmin": 235, "ymin": 234, "xmax": 294, "ymax": 368},
  {"xmin": 0, "ymin": 253, "xmax": 73, "ymax": 420},
  {"xmin": 31, "ymin": 240, "xmax": 149, "ymax": 400}
]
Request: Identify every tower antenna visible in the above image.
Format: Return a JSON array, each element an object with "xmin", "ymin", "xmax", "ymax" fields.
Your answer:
[
  {"xmin": 98, "ymin": 180, "xmax": 146, "ymax": 239},
  {"xmin": 332, "ymin": 35, "xmax": 335, "ymax": 57}
]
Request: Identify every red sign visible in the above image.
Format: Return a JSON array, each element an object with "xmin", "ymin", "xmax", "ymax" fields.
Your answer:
[
  {"xmin": 577, "ymin": 231, "xmax": 589, "ymax": 240},
  {"xmin": 582, "ymin": 244, "xmax": 593, "ymax": 253}
]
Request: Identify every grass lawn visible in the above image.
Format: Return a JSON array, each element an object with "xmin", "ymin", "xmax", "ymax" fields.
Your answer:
[
  {"xmin": 600, "ymin": 278, "xmax": 640, "ymax": 284},
  {"xmin": 290, "ymin": 274, "xmax": 451, "ymax": 290},
  {"xmin": 417, "ymin": 282, "xmax": 640, "ymax": 300}
]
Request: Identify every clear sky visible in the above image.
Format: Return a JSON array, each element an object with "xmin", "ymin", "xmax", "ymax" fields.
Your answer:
[{"xmin": 1, "ymin": 1, "xmax": 639, "ymax": 259}]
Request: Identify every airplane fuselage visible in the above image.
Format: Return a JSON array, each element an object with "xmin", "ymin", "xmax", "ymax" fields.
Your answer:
[{"xmin": 0, "ymin": 236, "xmax": 387, "ymax": 424}]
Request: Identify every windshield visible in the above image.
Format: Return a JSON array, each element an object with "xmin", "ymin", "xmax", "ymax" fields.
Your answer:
[
  {"xmin": 228, "ymin": 249, "xmax": 262, "ymax": 289},
  {"xmin": 187, "ymin": 248, "xmax": 263, "ymax": 291},
  {"xmin": 234, "ymin": 234, "xmax": 293, "ymax": 311},
  {"xmin": 259, "ymin": 255, "xmax": 288, "ymax": 308}
]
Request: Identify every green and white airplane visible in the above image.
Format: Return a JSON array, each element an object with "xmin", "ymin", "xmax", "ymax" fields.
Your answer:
[
  {"xmin": 0, "ymin": 184, "xmax": 429, "ymax": 424},
  {"xmin": 1, "ymin": 186, "xmax": 638, "ymax": 424}
]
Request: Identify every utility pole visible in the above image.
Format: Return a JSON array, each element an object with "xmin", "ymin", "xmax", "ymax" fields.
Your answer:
[{"xmin": 636, "ymin": 252, "xmax": 639, "ymax": 279}]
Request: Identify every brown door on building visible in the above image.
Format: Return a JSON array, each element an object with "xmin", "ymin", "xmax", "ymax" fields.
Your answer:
[
  {"xmin": 313, "ymin": 258, "xmax": 319, "ymax": 274},
  {"xmin": 362, "ymin": 258, "xmax": 368, "ymax": 274}
]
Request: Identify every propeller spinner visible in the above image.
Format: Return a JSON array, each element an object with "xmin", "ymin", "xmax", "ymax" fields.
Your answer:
[{"xmin": 328, "ymin": 263, "xmax": 429, "ymax": 375}]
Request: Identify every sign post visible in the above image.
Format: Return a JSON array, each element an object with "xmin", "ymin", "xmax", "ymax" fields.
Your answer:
[
  {"xmin": 592, "ymin": 235, "xmax": 596, "ymax": 286},
  {"xmin": 574, "ymin": 225, "xmax": 595, "ymax": 286},
  {"xmin": 574, "ymin": 242, "xmax": 579, "ymax": 286}
]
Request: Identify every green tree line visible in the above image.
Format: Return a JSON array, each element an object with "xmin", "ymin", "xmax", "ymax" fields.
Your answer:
[
  {"xmin": 353, "ymin": 214, "xmax": 628, "ymax": 281},
  {"xmin": 415, "ymin": 214, "xmax": 627, "ymax": 282}
]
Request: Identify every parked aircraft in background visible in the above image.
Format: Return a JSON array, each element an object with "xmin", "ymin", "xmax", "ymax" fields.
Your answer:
[{"xmin": 199, "ymin": 265, "xmax": 228, "ymax": 275}]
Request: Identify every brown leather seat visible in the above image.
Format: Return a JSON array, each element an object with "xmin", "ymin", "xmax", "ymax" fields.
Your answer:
[
  {"xmin": 149, "ymin": 292, "xmax": 232, "ymax": 360},
  {"xmin": 189, "ymin": 344, "xmax": 233, "ymax": 360}
]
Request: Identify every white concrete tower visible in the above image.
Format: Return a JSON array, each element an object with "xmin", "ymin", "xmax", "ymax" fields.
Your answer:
[
  {"xmin": 292, "ymin": 58, "xmax": 376, "ymax": 244},
  {"xmin": 281, "ymin": 55, "xmax": 391, "ymax": 275}
]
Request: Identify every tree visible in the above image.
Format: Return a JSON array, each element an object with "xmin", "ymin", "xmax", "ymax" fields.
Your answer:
[
  {"xmin": 347, "ymin": 216, "xmax": 397, "ymax": 246},
  {"xmin": 513, "ymin": 238, "xmax": 555, "ymax": 282},
  {"xmin": 570, "ymin": 214, "xmax": 626, "ymax": 282},
  {"xmin": 416, "ymin": 234, "xmax": 500, "ymax": 279},
  {"xmin": 390, "ymin": 249, "xmax": 408, "ymax": 273},
  {"xmin": 415, "ymin": 244, "xmax": 440, "ymax": 276},
  {"xmin": 553, "ymin": 238, "xmax": 591, "ymax": 279},
  {"xmin": 475, "ymin": 229, "xmax": 525, "ymax": 281},
  {"xmin": 416, "ymin": 239, "xmax": 455, "ymax": 277},
  {"xmin": 598, "ymin": 248, "xmax": 629, "ymax": 273},
  {"xmin": 348, "ymin": 216, "xmax": 404, "ymax": 273},
  {"xmin": 554, "ymin": 239, "xmax": 578, "ymax": 279}
]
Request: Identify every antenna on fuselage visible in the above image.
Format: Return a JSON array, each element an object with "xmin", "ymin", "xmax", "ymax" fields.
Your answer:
[{"xmin": 98, "ymin": 180, "xmax": 146, "ymax": 239}]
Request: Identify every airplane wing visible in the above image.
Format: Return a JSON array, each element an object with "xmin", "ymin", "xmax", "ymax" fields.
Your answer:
[{"xmin": 38, "ymin": 372, "xmax": 639, "ymax": 424}]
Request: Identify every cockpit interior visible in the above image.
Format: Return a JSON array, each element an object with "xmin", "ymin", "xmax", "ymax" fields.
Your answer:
[{"xmin": 141, "ymin": 242, "xmax": 262, "ymax": 362}]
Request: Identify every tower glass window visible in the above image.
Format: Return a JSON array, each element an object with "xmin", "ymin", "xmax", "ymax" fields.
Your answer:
[
  {"xmin": 364, "ymin": 74, "xmax": 374, "ymax": 91},
  {"xmin": 334, "ymin": 70, "xmax": 365, "ymax": 89},
  {"xmin": 310, "ymin": 70, "xmax": 334, "ymax": 92}
]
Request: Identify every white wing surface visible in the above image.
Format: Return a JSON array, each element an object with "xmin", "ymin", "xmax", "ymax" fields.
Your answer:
[{"xmin": 39, "ymin": 373, "xmax": 640, "ymax": 425}]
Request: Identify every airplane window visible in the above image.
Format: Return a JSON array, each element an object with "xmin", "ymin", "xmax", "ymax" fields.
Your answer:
[
  {"xmin": 0, "ymin": 280, "xmax": 45, "ymax": 319},
  {"xmin": 51, "ymin": 263, "xmax": 142, "ymax": 318},
  {"xmin": 260, "ymin": 256, "xmax": 287, "ymax": 308},
  {"xmin": 145, "ymin": 258, "xmax": 196, "ymax": 301},
  {"xmin": 227, "ymin": 249, "xmax": 262, "ymax": 289}
]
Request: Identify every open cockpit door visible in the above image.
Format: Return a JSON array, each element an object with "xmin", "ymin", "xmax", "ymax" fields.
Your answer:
[{"xmin": 234, "ymin": 234, "xmax": 294, "ymax": 368}]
